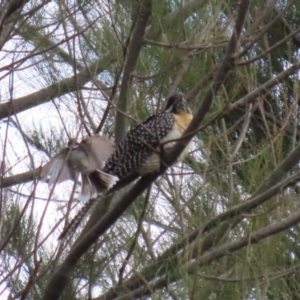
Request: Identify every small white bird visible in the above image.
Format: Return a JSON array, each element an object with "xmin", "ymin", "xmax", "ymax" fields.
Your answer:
[{"xmin": 40, "ymin": 135, "xmax": 118, "ymax": 201}]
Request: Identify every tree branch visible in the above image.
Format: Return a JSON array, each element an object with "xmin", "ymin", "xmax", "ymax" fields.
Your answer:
[
  {"xmin": 42, "ymin": 172, "xmax": 160, "ymax": 300},
  {"xmin": 115, "ymin": 0, "xmax": 152, "ymax": 144},
  {"xmin": 0, "ymin": 55, "xmax": 116, "ymax": 120},
  {"xmin": 1, "ymin": 169, "xmax": 41, "ymax": 188},
  {"xmin": 104, "ymin": 207, "xmax": 300, "ymax": 299},
  {"xmin": 164, "ymin": 0, "xmax": 249, "ymax": 169}
]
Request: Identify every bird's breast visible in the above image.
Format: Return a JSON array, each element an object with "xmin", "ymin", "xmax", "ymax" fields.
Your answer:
[
  {"xmin": 138, "ymin": 112, "xmax": 193, "ymax": 175},
  {"xmin": 160, "ymin": 112, "xmax": 193, "ymax": 150},
  {"xmin": 68, "ymin": 150, "xmax": 90, "ymax": 173}
]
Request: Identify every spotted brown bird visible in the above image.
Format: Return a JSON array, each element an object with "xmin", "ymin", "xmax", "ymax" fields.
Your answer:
[
  {"xmin": 58, "ymin": 94, "xmax": 193, "ymax": 239},
  {"xmin": 103, "ymin": 93, "xmax": 193, "ymax": 179},
  {"xmin": 40, "ymin": 135, "xmax": 118, "ymax": 201}
]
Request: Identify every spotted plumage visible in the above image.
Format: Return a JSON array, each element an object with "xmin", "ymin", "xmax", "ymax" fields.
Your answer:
[
  {"xmin": 103, "ymin": 93, "xmax": 193, "ymax": 179},
  {"xmin": 103, "ymin": 112, "xmax": 174, "ymax": 177}
]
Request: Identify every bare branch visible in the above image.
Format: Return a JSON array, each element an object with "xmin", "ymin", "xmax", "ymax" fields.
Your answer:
[
  {"xmin": 164, "ymin": 0, "xmax": 250, "ymax": 168},
  {"xmin": 0, "ymin": 54, "xmax": 116, "ymax": 120},
  {"xmin": 1, "ymin": 169, "xmax": 41, "ymax": 188},
  {"xmin": 115, "ymin": 0, "xmax": 152, "ymax": 144}
]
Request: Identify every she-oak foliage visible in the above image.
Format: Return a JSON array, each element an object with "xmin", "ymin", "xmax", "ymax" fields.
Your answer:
[{"xmin": 0, "ymin": 0, "xmax": 300, "ymax": 299}]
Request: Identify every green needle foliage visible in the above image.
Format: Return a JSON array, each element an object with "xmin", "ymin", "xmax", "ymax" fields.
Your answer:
[{"xmin": 1, "ymin": 0, "xmax": 300, "ymax": 299}]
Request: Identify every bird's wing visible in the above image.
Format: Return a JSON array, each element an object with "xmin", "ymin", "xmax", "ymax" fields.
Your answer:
[
  {"xmin": 40, "ymin": 149, "xmax": 78, "ymax": 186},
  {"xmin": 82, "ymin": 135, "xmax": 115, "ymax": 170},
  {"xmin": 104, "ymin": 112, "xmax": 175, "ymax": 178}
]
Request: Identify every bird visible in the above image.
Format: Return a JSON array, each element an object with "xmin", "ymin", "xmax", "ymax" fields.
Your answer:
[
  {"xmin": 40, "ymin": 135, "xmax": 118, "ymax": 201},
  {"xmin": 102, "ymin": 93, "xmax": 193, "ymax": 179},
  {"xmin": 58, "ymin": 94, "xmax": 193, "ymax": 240}
]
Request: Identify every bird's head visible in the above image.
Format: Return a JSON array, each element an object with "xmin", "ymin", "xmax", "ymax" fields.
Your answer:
[
  {"xmin": 163, "ymin": 94, "xmax": 192, "ymax": 115},
  {"xmin": 67, "ymin": 139, "xmax": 80, "ymax": 150}
]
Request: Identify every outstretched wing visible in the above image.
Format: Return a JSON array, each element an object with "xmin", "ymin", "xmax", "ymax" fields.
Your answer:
[
  {"xmin": 81, "ymin": 135, "xmax": 115, "ymax": 171},
  {"xmin": 40, "ymin": 149, "xmax": 79, "ymax": 186}
]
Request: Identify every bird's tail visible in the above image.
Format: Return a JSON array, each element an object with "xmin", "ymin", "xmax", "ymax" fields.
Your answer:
[
  {"xmin": 89, "ymin": 170, "xmax": 119, "ymax": 191},
  {"xmin": 96, "ymin": 170, "xmax": 119, "ymax": 189},
  {"xmin": 58, "ymin": 197, "xmax": 98, "ymax": 240},
  {"xmin": 80, "ymin": 171, "xmax": 118, "ymax": 201},
  {"xmin": 58, "ymin": 171, "xmax": 118, "ymax": 240}
]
